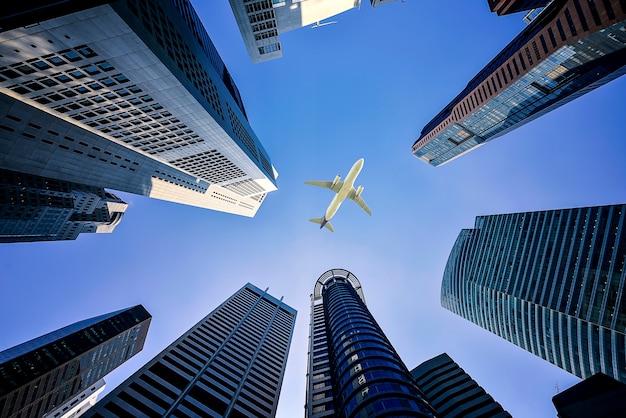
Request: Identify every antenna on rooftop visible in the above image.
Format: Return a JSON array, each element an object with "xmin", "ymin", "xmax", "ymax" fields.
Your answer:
[{"xmin": 311, "ymin": 20, "xmax": 337, "ymax": 29}]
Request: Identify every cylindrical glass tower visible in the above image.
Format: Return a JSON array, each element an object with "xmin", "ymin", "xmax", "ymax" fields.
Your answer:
[{"xmin": 305, "ymin": 269, "xmax": 435, "ymax": 418}]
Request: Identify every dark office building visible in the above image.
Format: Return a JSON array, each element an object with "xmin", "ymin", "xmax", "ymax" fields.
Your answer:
[
  {"xmin": 552, "ymin": 373, "xmax": 626, "ymax": 418},
  {"xmin": 0, "ymin": 305, "xmax": 151, "ymax": 418},
  {"xmin": 488, "ymin": 0, "xmax": 550, "ymax": 16},
  {"xmin": 410, "ymin": 353, "xmax": 511, "ymax": 418},
  {"xmin": 413, "ymin": 0, "xmax": 626, "ymax": 166},
  {"xmin": 441, "ymin": 204, "xmax": 626, "ymax": 383},
  {"xmin": 305, "ymin": 269, "xmax": 435, "ymax": 418},
  {"xmin": 85, "ymin": 283, "xmax": 296, "ymax": 418},
  {"xmin": 0, "ymin": 168, "xmax": 127, "ymax": 243}
]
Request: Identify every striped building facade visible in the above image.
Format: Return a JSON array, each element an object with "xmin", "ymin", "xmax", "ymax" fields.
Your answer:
[
  {"xmin": 410, "ymin": 353, "xmax": 511, "ymax": 418},
  {"xmin": 441, "ymin": 204, "xmax": 626, "ymax": 383},
  {"xmin": 85, "ymin": 283, "xmax": 296, "ymax": 418}
]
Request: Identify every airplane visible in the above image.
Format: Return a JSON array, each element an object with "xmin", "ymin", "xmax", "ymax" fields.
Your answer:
[{"xmin": 305, "ymin": 158, "xmax": 371, "ymax": 232}]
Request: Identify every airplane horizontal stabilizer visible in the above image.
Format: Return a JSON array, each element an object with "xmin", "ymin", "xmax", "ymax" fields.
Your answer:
[
  {"xmin": 305, "ymin": 180, "xmax": 343, "ymax": 193},
  {"xmin": 309, "ymin": 217, "xmax": 334, "ymax": 232}
]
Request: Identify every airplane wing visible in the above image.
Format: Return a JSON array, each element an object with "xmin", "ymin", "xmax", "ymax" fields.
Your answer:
[
  {"xmin": 347, "ymin": 190, "xmax": 372, "ymax": 215},
  {"xmin": 352, "ymin": 196, "xmax": 372, "ymax": 215},
  {"xmin": 305, "ymin": 180, "xmax": 343, "ymax": 193}
]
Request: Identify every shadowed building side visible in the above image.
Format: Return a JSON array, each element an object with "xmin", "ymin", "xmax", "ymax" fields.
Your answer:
[
  {"xmin": 0, "ymin": 168, "xmax": 127, "ymax": 243},
  {"xmin": 0, "ymin": 306, "xmax": 151, "ymax": 418},
  {"xmin": 552, "ymin": 373, "xmax": 626, "ymax": 418}
]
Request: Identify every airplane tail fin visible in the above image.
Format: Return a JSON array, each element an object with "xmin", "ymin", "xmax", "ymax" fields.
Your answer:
[{"xmin": 309, "ymin": 218, "xmax": 334, "ymax": 232}]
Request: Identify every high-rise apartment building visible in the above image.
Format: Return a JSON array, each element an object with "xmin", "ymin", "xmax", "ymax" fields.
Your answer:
[
  {"xmin": 412, "ymin": 0, "xmax": 626, "ymax": 167},
  {"xmin": 410, "ymin": 353, "xmax": 511, "ymax": 418},
  {"xmin": 305, "ymin": 268, "xmax": 435, "ymax": 417},
  {"xmin": 441, "ymin": 204, "xmax": 626, "ymax": 383},
  {"xmin": 0, "ymin": 305, "xmax": 151, "ymax": 418},
  {"xmin": 85, "ymin": 283, "xmax": 296, "ymax": 418},
  {"xmin": 229, "ymin": 0, "xmax": 396, "ymax": 63},
  {"xmin": 0, "ymin": 0, "xmax": 277, "ymax": 217},
  {"xmin": 0, "ymin": 168, "xmax": 127, "ymax": 243}
]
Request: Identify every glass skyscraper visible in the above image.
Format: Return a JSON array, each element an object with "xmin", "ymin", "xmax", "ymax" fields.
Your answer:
[
  {"xmin": 441, "ymin": 204, "xmax": 626, "ymax": 383},
  {"xmin": 305, "ymin": 268, "xmax": 435, "ymax": 418},
  {"xmin": 0, "ymin": 0, "xmax": 277, "ymax": 217},
  {"xmin": 85, "ymin": 283, "xmax": 296, "ymax": 418},
  {"xmin": 0, "ymin": 305, "xmax": 151, "ymax": 418},
  {"xmin": 0, "ymin": 168, "xmax": 127, "ymax": 243},
  {"xmin": 413, "ymin": 0, "xmax": 626, "ymax": 166},
  {"xmin": 410, "ymin": 353, "xmax": 511, "ymax": 418}
]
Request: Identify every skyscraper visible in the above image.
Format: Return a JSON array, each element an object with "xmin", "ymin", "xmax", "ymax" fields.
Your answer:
[
  {"xmin": 229, "ymin": 0, "xmax": 360, "ymax": 63},
  {"xmin": 229, "ymin": 0, "xmax": 397, "ymax": 63},
  {"xmin": 0, "ymin": 305, "xmax": 151, "ymax": 418},
  {"xmin": 0, "ymin": 0, "xmax": 277, "ymax": 217},
  {"xmin": 412, "ymin": 0, "xmax": 626, "ymax": 167},
  {"xmin": 441, "ymin": 204, "xmax": 626, "ymax": 383},
  {"xmin": 0, "ymin": 168, "xmax": 127, "ymax": 243},
  {"xmin": 410, "ymin": 353, "xmax": 512, "ymax": 418},
  {"xmin": 305, "ymin": 268, "xmax": 435, "ymax": 417},
  {"xmin": 85, "ymin": 283, "xmax": 296, "ymax": 418}
]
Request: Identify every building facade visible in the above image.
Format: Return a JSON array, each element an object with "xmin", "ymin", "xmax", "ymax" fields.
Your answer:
[
  {"xmin": 410, "ymin": 353, "xmax": 511, "ymax": 418},
  {"xmin": 0, "ymin": 0, "xmax": 277, "ymax": 217},
  {"xmin": 487, "ymin": 0, "xmax": 550, "ymax": 16},
  {"xmin": 85, "ymin": 283, "xmax": 296, "ymax": 418},
  {"xmin": 552, "ymin": 372, "xmax": 626, "ymax": 418},
  {"xmin": 305, "ymin": 268, "xmax": 435, "ymax": 418},
  {"xmin": 229, "ymin": 0, "xmax": 360, "ymax": 63},
  {"xmin": 0, "ymin": 305, "xmax": 151, "ymax": 418},
  {"xmin": 46, "ymin": 379, "xmax": 106, "ymax": 418},
  {"xmin": 229, "ymin": 0, "xmax": 397, "ymax": 63},
  {"xmin": 0, "ymin": 168, "xmax": 127, "ymax": 243},
  {"xmin": 441, "ymin": 204, "xmax": 626, "ymax": 383},
  {"xmin": 412, "ymin": 0, "xmax": 626, "ymax": 166}
]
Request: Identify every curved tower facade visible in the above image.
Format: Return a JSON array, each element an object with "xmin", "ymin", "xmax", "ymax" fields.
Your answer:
[
  {"xmin": 305, "ymin": 269, "xmax": 435, "ymax": 418},
  {"xmin": 441, "ymin": 204, "xmax": 626, "ymax": 383}
]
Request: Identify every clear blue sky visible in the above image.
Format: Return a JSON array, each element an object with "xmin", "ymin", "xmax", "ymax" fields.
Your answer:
[{"xmin": 2, "ymin": 1, "xmax": 625, "ymax": 417}]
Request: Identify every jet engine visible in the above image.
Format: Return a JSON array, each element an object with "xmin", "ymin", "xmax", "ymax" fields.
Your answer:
[
  {"xmin": 355, "ymin": 185, "xmax": 364, "ymax": 197},
  {"xmin": 332, "ymin": 175, "xmax": 341, "ymax": 187}
]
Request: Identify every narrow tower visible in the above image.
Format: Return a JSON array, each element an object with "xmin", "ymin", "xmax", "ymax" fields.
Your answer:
[{"xmin": 305, "ymin": 268, "xmax": 435, "ymax": 417}]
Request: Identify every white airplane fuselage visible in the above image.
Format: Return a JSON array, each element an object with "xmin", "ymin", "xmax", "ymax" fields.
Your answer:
[{"xmin": 324, "ymin": 158, "xmax": 363, "ymax": 222}]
